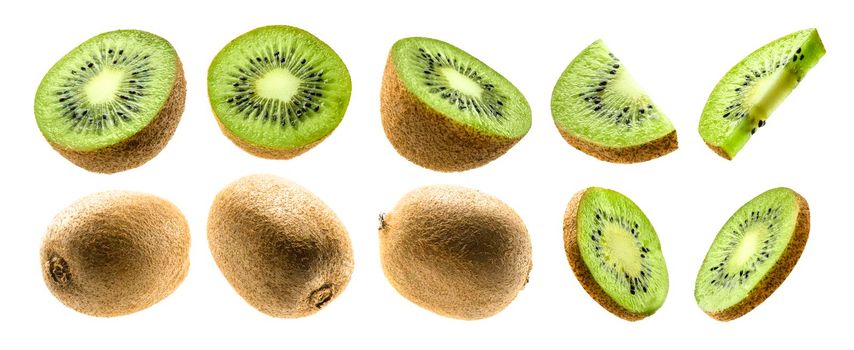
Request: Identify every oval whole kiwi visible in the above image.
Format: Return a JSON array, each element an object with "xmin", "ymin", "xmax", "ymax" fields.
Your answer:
[
  {"xmin": 379, "ymin": 185, "xmax": 532, "ymax": 320},
  {"xmin": 34, "ymin": 30, "xmax": 186, "ymax": 173},
  {"xmin": 207, "ymin": 174, "xmax": 354, "ymax": 317},
  {"xmin": 40, "ymin": 191, "xmax": 190, "ymax": 317}
]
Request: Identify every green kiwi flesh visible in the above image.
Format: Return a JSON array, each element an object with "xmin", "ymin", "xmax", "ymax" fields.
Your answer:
[
  {"xmin": 208, "ymin": 25, "xmax": 351, "ymax": 159},
  {"xmin": 699, "ymin": 29, "xmax": 825, "ymax": 159},
  {"xmin": 564, "ymin": 187, "xmax": 668, "ymax": 320},
  {"xmin": 695, "ymin": 188, "xmax": 809, "ymax": 321},
  {"xmin": 551, "ymin": 40, "xmax": 676, "ymax": 163}
]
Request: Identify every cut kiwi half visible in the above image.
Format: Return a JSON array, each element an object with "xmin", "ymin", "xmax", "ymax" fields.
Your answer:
[
  {"xmin": 563, "ymin": 187, "xmax": 668, "ymax": 320},
  {"xmin": 695, "ymin": 188, "xmax": 809, "ymax": 321},
  {"xmin": 699, "ymin": 29, "xmax": 825, "ymax": 159},
  {"xmin": 551, "ymin": 40, "xmax": 677, "ymax": 163},
  {"xmin": 381, "ymin": 37, "xmax": 531, "ymax": 172},
  {"xmin": 34, "ymin": 30, "xmax": 186, "ymax": 173},
  {"xmin": 208, "ymin": 25, "xmax": 351, "ymax": 159}
]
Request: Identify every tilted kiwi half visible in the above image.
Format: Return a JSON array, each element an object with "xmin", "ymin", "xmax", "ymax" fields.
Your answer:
[
  {"xmin": 207, "ymin": 174, "xmax": 353, "ymax": 318},
  {"xmin": 208, "ymin": 26, "xmax": 351, "ymax": 159},
  {"xmin": 695, "ymin": 188, "xmax": 809, "ymax": 321},
  {"xmin": 381, "ymin": 37, "xmax": 531, "ymax": 172},
  {"xmin": 551, "ymin": 40, "xmax": 677, "ymax": 163},
  {"xmin": 379, "ymin": 185, "xmax": 532, "ymax": 319},
  {"xmin": 40, "ymin": 191, "xmax": 190, "ymax": 317},
  {"xmin": 699, "ymin": 29, "xmax": 825, "ymax": 159},
  {"xmin": 563, "ymin": 187, "xmax": 668, "ymax": 320},
  {"xmin": 34, "ymin": 30, "xmax": 186, "ymax": 173}
]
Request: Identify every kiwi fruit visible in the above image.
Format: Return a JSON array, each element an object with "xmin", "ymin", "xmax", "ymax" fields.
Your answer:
[
  {"xmin": 563, "ymin": 187, "xmax": 668, "ymax": 320},
  {"xmin": 40, "ymin": 191, "xmax": 190, "ymax": 317},
  {"xmin": 34, "ymin": 30, "xmax": 186, "ymax": 173},
  {"xmin": 207, "ymin": 174, "xmax": 353, "ymax": 317},
  {"xmin": 379, "ymin": 185, "xmax": 532, "ymax": 319},
  {"xmin": 699, "ymin": 29, "xmax": 825, "ymax": 159},
  {"xmin": 208, "ymin": 26, "xmax": 351, "ymax": 159},
  {"xmin": 380, "ymin": 37, "xmax": 532, "ymax": 172},
  {"xmin": 695, "ymin": 188, "xmax": 809, "ymax": 321},
  {"xmin": 551, "ymin": 40, "xmax": 677, "ymax": 163}
]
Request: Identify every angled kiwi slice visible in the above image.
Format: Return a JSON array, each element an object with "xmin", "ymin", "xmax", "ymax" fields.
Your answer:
[
  {"xmin": 695, "ymin": 188, "xmax": 809, "ymax": 321},
  {"xmin": 699, "ymin": 29, "xmax": 825, "ymax": 159},
  {"xmin": 381, "ymin": 37, "xmax": 531, "ymax": 172},
  {"xmin": 34, "ymin": 30, "xmax": 186, "ymax": 173},
  {"xmin": 208, "ymin": 26, "xmax": 351, "ymax": 159},
  {"xmin": 40, "ymin": 191, "xmax": 190, "ymax": 317},
  {"xmin": 563, "ymin": 187, "xmax": 668, "ymax": 320},
  {"xmin": 551, "ymin": 40, "xmax": 677, "ymax": 163},
  {"xmin": 207, "ymin": 174, "xmax": 353, "ymax": 317}
]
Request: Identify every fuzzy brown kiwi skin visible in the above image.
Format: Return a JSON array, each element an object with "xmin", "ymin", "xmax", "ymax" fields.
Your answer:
[
  {"xmin": 704, "ymin": 142, "xmax": 734, "ymax": 160},
  {"xmin": 706, "ymin": 192, "xmax": 810, "ymax": 321},
  {"xmin": 563, "ymin": 189, "xmax": 648, "ymax": 321},
  {"xmin": 557, "ymin": 127, "xmax": 678, "ymax": 164},
  {"xmin": 213, "ymin": 117, "xmax": 325, "ymax": 160},
  {"xmin": 380, "ymin": 55, "xmax": 519, "ymax": 172},
  {"xmin": 207, "ymin": 174, "xmax": 354, "ymax": 318},
  {"xmin": 49, "ymin": 59, "xmax": 186, "ymax": 173},
  {"xmin": 40, "ymin": 191, "xmax": 190, "ymax": 317},
  {"xmin": 379, "ymin": 185, "xmax": 532, "ymax": 320}
]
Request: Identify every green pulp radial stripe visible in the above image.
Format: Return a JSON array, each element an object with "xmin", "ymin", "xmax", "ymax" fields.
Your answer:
[
  {"xmin": 208, "ymin": 26, "xmax": 351, "ymax": 150},
  {"xmin": 577, "ymin": 188, "xmax": 668, "ymax": 315},
  {"xmin": 391, "ymin": 37, "xmax": 531, "ymax": 139},
  {"xmin": 34, "ymin": 30, "xmax": 178, "ymax": 151},
  {"xmin": 695, "ymin": 188, "xmax": 800, "ymax": 312}
]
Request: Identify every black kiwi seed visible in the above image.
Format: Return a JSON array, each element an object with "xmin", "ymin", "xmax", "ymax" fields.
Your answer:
[
  {"xmin": 588, "ymin": 208, "xmax": 653, "ymax": 295},
  {"xmin": 414, "ymin": 48, "xmax": 507, "ymax": 120}
]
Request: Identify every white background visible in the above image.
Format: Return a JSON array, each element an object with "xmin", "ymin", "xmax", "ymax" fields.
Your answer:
[{"xmin": 1, "ymin": 0, "xmax": 849, "ymax": 348}]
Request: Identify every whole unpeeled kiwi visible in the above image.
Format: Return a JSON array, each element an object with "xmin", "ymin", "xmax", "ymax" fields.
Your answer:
[
  {"xmin": 40, "ymin": 191, "xmax": 190, "ymax": 317},
  {"xmin": 207, "ymin": 174, "xmax": 354, "ymax": 317},
  {"xmin": 379, "ymin": 185, "xmax": 532, "ymax": 319}
]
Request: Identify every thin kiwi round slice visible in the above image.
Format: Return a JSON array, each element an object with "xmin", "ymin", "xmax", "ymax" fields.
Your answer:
[
  {"xmin": 551, "ymin": 40, "xmax": 677, "ymax": 163},
  {"xmin": 695, "ymin": 188, "xmax": 809, "ymax": 321},
  {"xmin": 381, "ymin": 37, "xmax": 531, "ymax": 172},
  {"xmin": 34, "ymin": 30, "xmax": 186, "ymax": 173},
  {"xmin": 699, "ymin": 29, "xmax": 825, "ymax": 159},
  {"xmin": 563, "ymin": 187, "xmax": 668, "ymax": 320},
  {"xmin": 208, "ymin": 26, "xmax": 351, "ymax": 159}
]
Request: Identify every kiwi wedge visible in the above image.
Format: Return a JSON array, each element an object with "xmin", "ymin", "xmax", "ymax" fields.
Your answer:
[
  {"xmin": 34, "ymin": 30, "xmax": 186, "ymax": 173},
  {"xmin": 551, "ymin": 40, "xmax": 677, "ymax": 163},
  {"xmin": 699, "ymin": 29, "xmax": 825, "ymax": 159},
  {"xmin": 381, "ymin": 37, "xmax": 531, "ymax": 172},
  {"xmin": 695, "ymin": 188, "xmax": 809, "ymax": 321},
  {"xmin": 207, "ymin": 174, "xmax": 353, "ymax": 317},
  {"xmin": 208, "ymin": 26, "xmax": 351, "ymax": 159},
  {"xmin": 379, "ymin": 185, "xmax": 532, "ymax": 319},
  {"xmin": 563, "ymin": 187, "xmax": 668, "ymax": 320},
  {"xmin": 40, "ymin": 191, "xmax": 190, "ymax": 317}
]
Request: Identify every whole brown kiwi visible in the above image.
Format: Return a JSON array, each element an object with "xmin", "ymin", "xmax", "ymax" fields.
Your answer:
[
  {"xmin": 207, "ymin": 174, "xmax": 354, "ymax": 318},
  {"xmin": 40, "ymin": 191, "xmax": 190, "ymax": 317},
  {"xmin": 379, "ymin": 185, "xmax": 532, "ymax": 320}
]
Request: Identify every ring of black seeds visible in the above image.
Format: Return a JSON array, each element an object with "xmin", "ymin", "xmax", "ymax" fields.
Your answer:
[
  {"xmin": 574, "ymin": 52, "xmax": 657, "ymax": 127},
  {"xmin": 708, "ymin": 207, "xmax": 782, "ymax": 288},
  {"xmin": 588, "ymin": 208, "xmax": 653, "ymax": 295}
]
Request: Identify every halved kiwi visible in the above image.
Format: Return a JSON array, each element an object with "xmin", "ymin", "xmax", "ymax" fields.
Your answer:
[
  {"xmin": 208, "ymin": 25, "xmax": 351, "ymax": 159},
  {"xmin": 34, "ymin": 30, "xmax": 186, "ymax": 173},
  {"xmin": 381, "ymin": 37, "xmax": 531, "ymax": 172},
  {"xmin": 40, "ymin": 191, "xmax": 190, "ymax": 317},
  {"xmin": 695, "ymin": 188, "xmax": 809, "ymax": 321},
  {"xmin": 551, "ymin": 40, "xmax": 677, "ymax": 163},
  {"xmin": 699, "ymin": 29, "xmax": 825, "ymax": 159},
  {"xmin": 563, "ymin": 187, "xmax": 668, "ymax": 320}
]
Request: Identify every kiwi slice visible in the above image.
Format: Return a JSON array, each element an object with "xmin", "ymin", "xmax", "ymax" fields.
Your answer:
[
  {"xmin": 207, "ymin": 174, "xmax": 353, "ymax": 318},
  {"xmin": 551, "ymin": 40, "xmax": 677, "ymax": 163},
  {"xmin": 34, "ymin": 30, "xmax": 186, "ymax": 173},
  {"xmin": 699, "ymin": 29, "xmax": 825, "ymax": 159},
  {"xmin": 563, "ymin": 187, "xmax": 668, "ymax": 320},
  {"xmin": 379, "ymin": 185, "xmax": 532, "ymax": 319},
  {"xmin": 40, "ymin": 191, "xmax": 190, "ymax": 317},
  {"xmin": 381, "ymin": 37, "xmax": 531, "ymax": 172},
  {"xmin": 695, "ymin": 188, "xmax": 810, "ymax": 321},
  {"xmin": 208, "ymin": 26, "xmax": 351, "ymax": 159}
]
